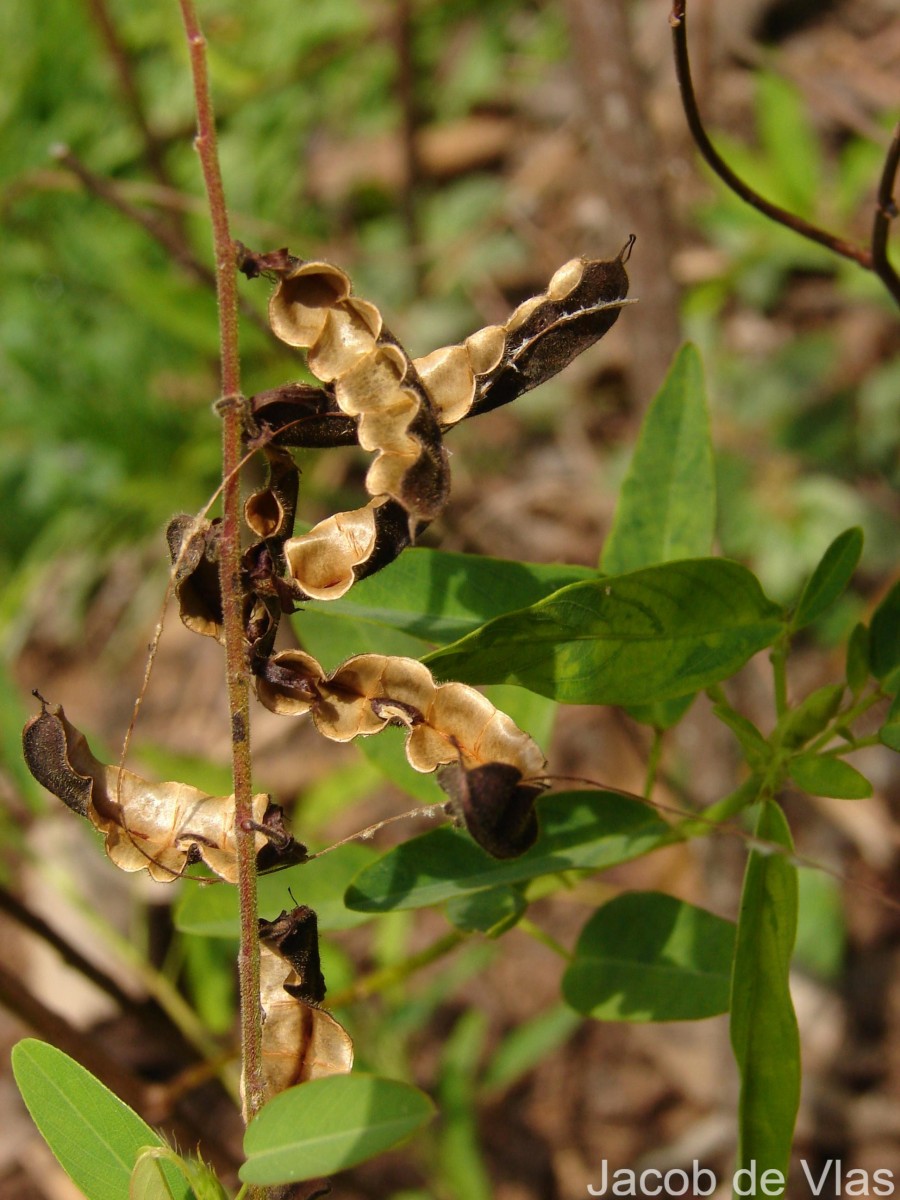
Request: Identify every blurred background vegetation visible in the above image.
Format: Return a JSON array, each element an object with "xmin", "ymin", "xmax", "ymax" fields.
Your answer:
[{"xmin": 0, "ymin": 1, "xmax": 898, "ymax": 1197}]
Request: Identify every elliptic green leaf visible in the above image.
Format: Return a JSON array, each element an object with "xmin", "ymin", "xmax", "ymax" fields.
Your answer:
[
  {"xmin": 791, "ymin": 527, "xmax": 863, "ymax": 631},
  {"xmin": 845, "ymin": 622, "xmax": 870, "ymax": 695},
  {"xmin": 730, "ymin": 802, "xmax": 800, "ymax": 1194},
  {"xmin": 11, "ymin": 1040, "xmax": 190, "ymax": 1200},
  {"xmin": 345, "ymin": 791, "xmax": 675, "ymax": 912},
  {"xmin": 297, "ymin": 546, "xmax": 595, "ymax": 650},
  {"xmin": 131, "ymin": 1148, "xmax": 227, "ymax": 1200},
  {"xmin": 562, "ymin": 892, "xmax": 735, "ymax": 1021},
  {"xmin": 424, "ymin": 559, "xmax": 784, "ymax": 705},
  {"xmin": 174, "ymin": 843, "xmax": 377, "ymax": 937},
  {"xmin": 712, "ymin": 705, "xmax": 770, "ymax": 770},
  {"xmin": 482, "ymin": 1004, "xmax": 582, "ymax": 1093},
  {"xmin": 788, "ymin": 753, "xmax": 873, "ymax": 800},
  {"xmin": 601, "ymin": 343, "xmax": 715, "ymax": 574},
  {"xmin": 869, "ymin": 580, "xmax": 900, "ymax": 691},
  {"xmin": 776, "ymin": 684, "xmax": 844, "ymax": 749},
  {"xmin": 240, "ymin": 1074, "xmax": 435, "ymax": 1186}
]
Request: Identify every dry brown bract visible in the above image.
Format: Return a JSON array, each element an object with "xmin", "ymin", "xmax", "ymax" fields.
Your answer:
[{"xmin": 22, "ymin": 699, "xmax": 303, "ymax": 883}]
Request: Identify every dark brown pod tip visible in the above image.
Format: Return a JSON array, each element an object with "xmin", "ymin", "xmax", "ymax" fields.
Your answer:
[
  {"xmin": 439, "ymin": 761, "xmax": 543, "ymax": 859},
  {"xmin": 22, "ymin": 697, "xmax": 92, "ymax": 817},
  {"xmin": 254, "ymin": 803, "xmax": 309, "ymax": 874},
  {"xmin": 259, "ymin": 906, "xmax": 326, "ymax": 1005}
]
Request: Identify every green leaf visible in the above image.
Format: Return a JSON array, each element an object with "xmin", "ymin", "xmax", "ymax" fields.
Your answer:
[
  {"xmin": 131, "ymin": 1150, "xmax": 185, "ymax": 1200},
  {"xmin": 131, "ymin": 1148, "xmax": 227, "ymax": 1200},
  {"xmin": 562, "ymin": 892, "xmax": 735, "ymax": 1021},
  {"xmin": 730, "ymin": 801, "xmax": 800, "ymax": 1194},
  {"xmin": 790, "ymin": 527, "xmax": 863, "ymax": 631},
  {"xmin": 482, "ymin": 1004, "xmax": 582, "ymax": 1093},
  {"xmin": 601, "ymin": 343, "xmax": 715, "ymax": 573},
  {"xmin": 846, "ymin": 622, "xmax": 871, "ymax": 695},
  {"xmin": 345, "ymin": 791, "xmax": 675, "ymax": 912},
  {"xmin": 776, "ymin": 684, "xmax": 844, "ymax": 749},
  {"xmin": 788, "ymin": 753, "xmax": 873, "ymax": 799},
  {"xmin": 174, "ymin": 843, "xmax": 378, "ymax": 937},
  {"xmin": 357, "ymin": 725, "xmax": 447, "ymax": 805},
  {"xmin": 712, "ymin": 705, "xmax": 770, "ymax": 770},
  {"xmin": 297, "ymin": 546, "xmax": 595, "ymax": 651},
  {"xmin": 757, "ymin": 70, "xmax": 823, "ymax": 215},
  {"xmin": 437, "ymin": 1013, "xmax": 492, "ymax": 1200},
  {"xmin": 870, "ymin": 580, "xmax": 900, "ymax": 691},
  {"xmin": 241, "ymin": 1074, "xmax": 435, "ymax": 1186},
  {"xmin": 794, "ymin": 868, "xmax": 845, "ymax": 982},
  {"xmin": 424, "ymin": 559, "xmax": 784, "ymax": 705},
  {"xmin": 445, "ymin": 885, "xmax": 526, "ymax": 935},
  {"xmin": 11, "ymin": 1040, "xmax": 191, "ymax": 1200}
]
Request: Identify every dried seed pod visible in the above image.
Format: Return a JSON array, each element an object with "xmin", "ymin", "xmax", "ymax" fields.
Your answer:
[
  {"xmin": 267, "ymin": 260, "xmax": 449, "ymax": 529},
  {"xmin": 22, "ymin": 700, "xmax": 304, "ymax": 883},
  {"xmin": 438, "ymin": 760, "xmax": 542, "ymax": 859},
  {"xmin": 243, "ymin": 447, "xmax": 299, "ymax": 543},
  {"xmin": 253, "ymin": 906, "xmax": 353, "ymax": 1108},
  {"xmin": 415, "ymin": 240, "xmax": 633, "ymax": 426},
  {"xmin": 166, "ymin": 514, "xmax": 224, "ymax": 643},
  {"xmin": 258, "ymin": 650, "xmax": 547, "ymax": 779}
]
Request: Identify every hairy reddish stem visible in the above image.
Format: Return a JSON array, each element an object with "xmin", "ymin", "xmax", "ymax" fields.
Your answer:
[{"xmin": 177, "ymin": 0, "xmax": 265, "ymax": 1125}]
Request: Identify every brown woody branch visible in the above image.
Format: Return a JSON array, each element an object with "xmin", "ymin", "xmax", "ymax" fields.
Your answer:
[{"xmin": 670, "ymin": 0, "xmax": 900, "ymax": 309}]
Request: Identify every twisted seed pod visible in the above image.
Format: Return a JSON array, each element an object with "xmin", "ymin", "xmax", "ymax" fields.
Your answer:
[
  {"xmin": 267, "ymin": 261, "xmax": 449, "ymax": 529},
  {"xmin": 22, "ymin": 701, "xmax": 304, "ymax": 883},
  {"xmin": 249, "ymin": 907, "xmax": 353, "ymax": 1113},
  {"xmin": 415, "ymin": 241, "xmax": 633, "ymax": 425},
  {"xmin": 249, "ymin": 243, "xmax": 632, "ymax": 449},
  {"xmin": 257, "ymin": 649, "xmax": 543, "ymax": 771}
]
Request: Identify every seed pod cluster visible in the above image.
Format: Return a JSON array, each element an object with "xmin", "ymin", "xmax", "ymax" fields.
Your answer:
[{"xmin": 233, "ymin": 240, "xmax": 632, "ymax": 603}]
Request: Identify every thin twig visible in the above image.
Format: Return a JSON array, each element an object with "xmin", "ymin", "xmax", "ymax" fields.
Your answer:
[
  {"xmin": 670, "ymin": 0, "xmax": 881, "ymax": 271},
  {"xmin": 0, "ymin": 886, "xmax": 134, "ymax": 1011},
  {"xmin": 871, "ymin": 122, "xmax": 900, "ymax": 306},
  {"xmin": 81, "ymin": 0, "xmax": 174, "ymax": 198},
  {"xmin": 51, "ymin": 144, "xmax": 277, "ymax": 342},
  {"xmin": 177, "ymin": 0, "xmax": 265, "ymax": 1126}
]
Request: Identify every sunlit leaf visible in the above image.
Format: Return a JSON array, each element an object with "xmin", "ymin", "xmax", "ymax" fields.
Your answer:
[
  {"xmin": 241, "ymin": 1074, "xmax": 435, "ymax": 1185},
  {"xmin": 424, "ymin": 560, "xmax": 784, "ymax": 704},
  {"xmin": 602, "ymin": 343, "xmax": 714, "ymax": 573},
  {"xmin": 345, "ymin": 790, "xmax": 675, "ymax": 912},
  {"xmin": 563, "ymin": 892, "xmax": 735, "ymax": 1021},
  {"xmin": 11, "ymin": 1040, "xmax": 190, "ymax": 1200}
]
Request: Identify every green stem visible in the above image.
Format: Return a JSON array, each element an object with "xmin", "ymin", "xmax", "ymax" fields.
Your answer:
[
  {"xmin": 770, "ymin": 638, "xmax": 789, "ymax": 719},
  {"xmin": 177, "ymin": 0, "xmax": 263, "ymax": 1126},
  {"xmin": 518, "ymin": 918, "xmax": 573, "ymax": 961},
  {"xmin": 643, "ymin": 728, "xmax": 664, "ymax": 798},
  {"xmin": 328, "ymin": 931, "xmax": 467, "ymax": 1007},
  {"xmin": 806, "ymin": 689, "xmax": 886, "ymax": 755}
]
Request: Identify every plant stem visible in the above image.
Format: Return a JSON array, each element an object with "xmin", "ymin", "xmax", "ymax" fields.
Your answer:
[
  {"xmin": 643, "ymin": 728, "xmax": 664, "ymax": 797},
  {"xmin": 327, "ymin": 930, "xmax": 467, "ymax": 1007},
  {"xmin": 177, "ymin": 0, "xmax": 265, "ymax": 1123}
]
